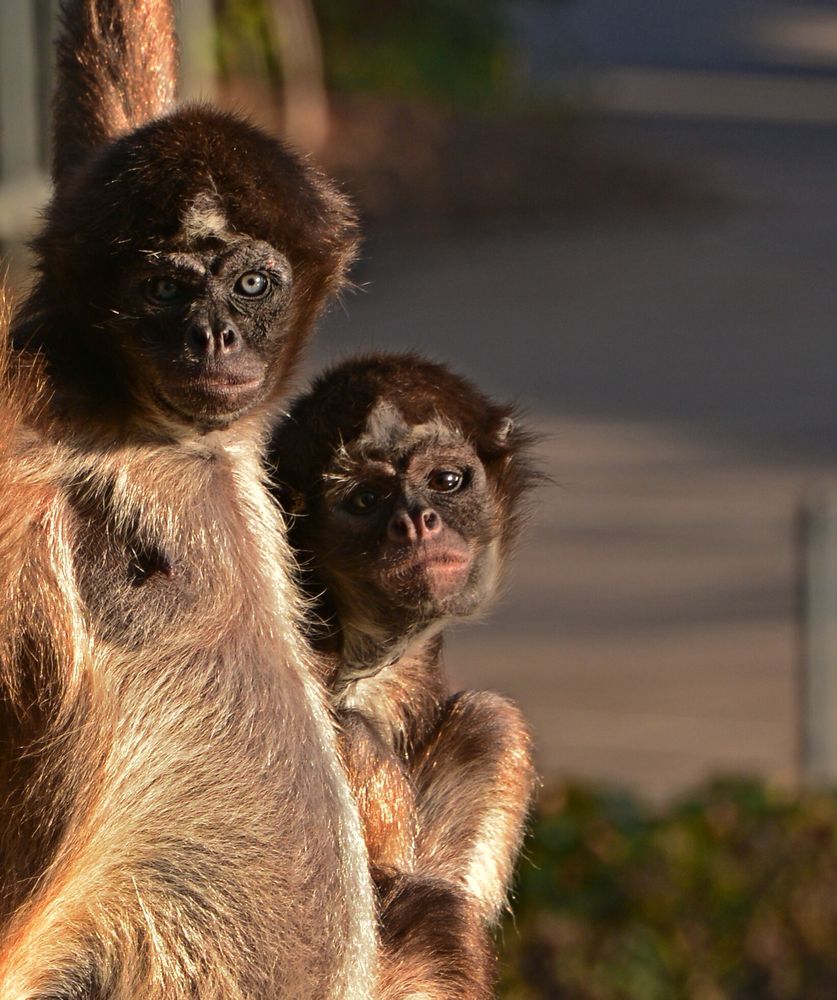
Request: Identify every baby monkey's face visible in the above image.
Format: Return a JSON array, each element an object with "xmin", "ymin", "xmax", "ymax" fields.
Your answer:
[{"xmin": 312, "ymin": 406, "xmax": 501, "ymax": 624}]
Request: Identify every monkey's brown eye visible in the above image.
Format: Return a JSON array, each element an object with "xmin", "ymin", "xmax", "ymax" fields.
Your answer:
[
  {"xmin": 346, "ymin": 488, "xmax": 380, "ymax": 513},
  {"xmin": 235, "ymin": 271, "xmax": 270, "ymax": 298},
  {"xmin": 428, "ymin": 470, "xmax": 463, "ymax": 493},
  {"xmin": 146, "ymin": 277, "xmax": 181, "ymax": 304}
]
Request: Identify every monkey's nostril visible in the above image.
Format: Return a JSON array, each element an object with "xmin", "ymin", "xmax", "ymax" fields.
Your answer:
[
  {"xmin": 187, "ymin": 324, "xmax": 240, "ymax": 356},
  {"xmin": 387, "ymin": 513, "xmax": 416, "ymax": 544},
  {"xmin": 419, "ymin": 509, "xmax": 442, "ymax": 539},
  {"xmin": 219, "ymin": 327, "xmax": 240, "ymax": 354},
  {"xmin": 188, "ymin": 325, "xmax": 213, "ymax": 354}
]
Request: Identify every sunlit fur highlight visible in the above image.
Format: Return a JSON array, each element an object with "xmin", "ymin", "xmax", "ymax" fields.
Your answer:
[{"xmin": 52, "ymin": 0, "xmax": 178, "ymax": 188}]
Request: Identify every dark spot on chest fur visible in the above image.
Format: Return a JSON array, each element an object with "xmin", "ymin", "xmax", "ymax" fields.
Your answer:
[
  {"xmin": 129, "ymin": 543, "xmax": 173, "ymax": 587},
  {"xmin": 66, "ymin": 480, "xmax": 198, "ymax": 645}
]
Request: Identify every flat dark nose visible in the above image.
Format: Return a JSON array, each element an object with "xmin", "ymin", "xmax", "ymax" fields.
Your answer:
[
  {"xmin": 187, "ymin": 322, "xmax": 240, "ymax": 357},
  {"xmin": 387, "ymin": 508, "xmax": 442, "ymax": 544}
]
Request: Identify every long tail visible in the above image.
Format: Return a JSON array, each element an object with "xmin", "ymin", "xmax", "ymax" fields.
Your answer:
[{"xmin": 52, "ymin": 0, "xmax": 179, "ymax": 187}]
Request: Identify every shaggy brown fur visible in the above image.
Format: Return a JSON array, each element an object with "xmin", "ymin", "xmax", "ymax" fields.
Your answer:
[
  {"xmin": 269, "ymin": 355, "xmax": 539, "ymax": 998},
  {"xmin": 0, "ymin": 2, "xmax": 377, "ymax": 997}
]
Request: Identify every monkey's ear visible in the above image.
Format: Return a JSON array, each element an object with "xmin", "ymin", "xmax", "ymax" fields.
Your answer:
[
  {"xmin": 495, "ymin": 417, "xmax": 515, "ymax": 444},
  {"xmin": 485, "ymin": 416, "xmax": 516, "ymax": 458}
]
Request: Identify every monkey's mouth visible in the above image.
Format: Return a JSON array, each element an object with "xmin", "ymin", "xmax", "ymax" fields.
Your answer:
[
  {"xmin": 152, "ymin": 371, "xmax": 268, "ymax": 427},
  {"xmin": 380, "ymin": 552, "xmax": 473, "ymax": 601},
  {"xmin": 195, "ymin": 375, "xmax": 264, "ymax": 398},
  {"xmin": 169, "ymin": 373, "xmax": 266, "ymax": 413}
]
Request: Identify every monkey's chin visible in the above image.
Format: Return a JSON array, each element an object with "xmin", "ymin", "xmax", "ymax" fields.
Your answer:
[{"xmin": 425, "ymin": 558, "xmax": 474, "ymax": 600}]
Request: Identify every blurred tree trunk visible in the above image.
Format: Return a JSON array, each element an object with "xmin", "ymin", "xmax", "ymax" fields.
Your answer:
[{"xmin": 266, "ymin": 0, "xmax": 329, "ymax": 153}]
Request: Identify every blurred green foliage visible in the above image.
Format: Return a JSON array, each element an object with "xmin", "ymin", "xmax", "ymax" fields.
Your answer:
[
  {"xmin": 315, "ymin": 0, "xmax": 512, "ymax": 106},
  {"xmin": 216, "ymin": 0, "xmax": 280, "ymax": 80},
  {"xmin": 501, "ymin": 780, "xmax": 837, "ymax": 1000},
  {"xmin": 217, "ymin": 0, "xmax": 561, "ymax": 106}
]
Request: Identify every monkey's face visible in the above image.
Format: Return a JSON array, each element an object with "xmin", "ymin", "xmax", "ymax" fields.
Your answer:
[
  {"xmin": 308, "ymin": 403, "xmax": 501, "ymax": 628},
  {"xmin": 36, "ymin": 110, "xmax": 358, "ymax": 430},
  {"xmin": 117, "ymin": 237, "xmax": 293, "ymax": 428}
]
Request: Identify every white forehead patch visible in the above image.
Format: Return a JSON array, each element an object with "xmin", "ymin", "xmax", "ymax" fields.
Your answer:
[
  {"xmin": 180, "ymin": 192, "xmax": 229, "ymax": 243},
  {"xmin": 325, "ymin": 400, "xmax": 467, "ymax": 488},
  {"xmin": 358, "ymin": 400, "xmax": 463, "ymax": 457},
  {"xmin": 361, "ymin": 400, "xmax": 411, "ymax": 453}
]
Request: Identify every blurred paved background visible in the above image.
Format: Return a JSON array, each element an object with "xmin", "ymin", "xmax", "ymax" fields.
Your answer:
[
  {"xmin": 5, "ymin": 0, "xmax": 837, "ymax": 801},
  {"xmin": 305, "ymin": 0, "xmax": 837, "ymax": 799}
]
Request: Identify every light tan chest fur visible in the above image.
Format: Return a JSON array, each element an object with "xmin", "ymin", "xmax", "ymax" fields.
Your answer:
[{"xmin": 4, "ymin": 434, "xmax": 377, "ymax": 999}]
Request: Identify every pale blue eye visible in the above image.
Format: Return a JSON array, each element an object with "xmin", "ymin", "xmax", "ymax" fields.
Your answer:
[{"xmin": 236, "ymin": 272, "xmax": 269, "ymax": 297}]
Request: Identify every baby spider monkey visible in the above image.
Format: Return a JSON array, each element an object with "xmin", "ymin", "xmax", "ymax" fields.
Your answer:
[{"xmin": 269, "ymin": 354, "xmax": 539, "ymax": 998}]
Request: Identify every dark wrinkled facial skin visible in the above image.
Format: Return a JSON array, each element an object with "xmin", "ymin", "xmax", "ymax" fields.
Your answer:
[
  {"xmin": 310, "ymin": 417, "xmax": 500, "ymax": 627},
  {"xmin": 121, "ymin": 236, "xmax": 293, "ymax": 428}
]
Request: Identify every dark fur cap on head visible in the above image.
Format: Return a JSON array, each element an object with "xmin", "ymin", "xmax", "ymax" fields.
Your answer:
[
  {"xmin": 269, "ymin": 353, "xmax": 539, "ymax": 556},
  {"xmin": 36, "ymin": 106, "xmax": 359, "ymax": 332}
]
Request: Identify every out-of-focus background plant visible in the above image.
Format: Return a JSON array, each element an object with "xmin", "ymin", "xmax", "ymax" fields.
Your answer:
[
  {"xmin": 219, "ymin": 0, "xmax": 519, "ymax": 108},
  {"xmin": 502, "ymin": 781, "xmax": 837, "ymax": 1000}
]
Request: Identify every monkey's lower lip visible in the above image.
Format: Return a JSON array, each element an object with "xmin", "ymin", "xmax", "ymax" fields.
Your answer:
[
  {"xmin": 385, "ymin": 552, "xmax": 471, "ymax": 574},
  {"xmin": 173, "ymin": 375, "xmax": 266, "ymax": 405},
  {"xmin": 427, "ymin": 557, "xmax": 472, "ymax": 588},
  {"xmin": 426, "ymin": 555, "xmax": 471, "ymax": 570},
  {"xmin": 382, "ymin": 553, "xmax": 472, "ymax": 597},
  {"xmin": 196, "ymin": 376, "xmax": 264, "ymax": 395}
]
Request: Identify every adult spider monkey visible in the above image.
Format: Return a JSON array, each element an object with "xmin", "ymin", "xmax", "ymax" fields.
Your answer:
[
  {"xmin": 269, "ymin": 354, "xmax": 539, "ymax": 998},
  {"xmin": 0, "ymin": 1, "xmax": 378, "ymax": 996}
]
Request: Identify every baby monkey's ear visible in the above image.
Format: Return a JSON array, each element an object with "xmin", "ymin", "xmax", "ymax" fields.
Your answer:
[
  {"xmin": 495, "ymin": 416, "xmax": 515, "ymax": 445},
  {"xmin": 480, "ymin": 413, "xmax": 518, "ymax": 462}
]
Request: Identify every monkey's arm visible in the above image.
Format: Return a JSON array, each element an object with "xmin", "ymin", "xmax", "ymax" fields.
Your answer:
[
  {"xmin": 338, "ymin": 709, "xmax": 499, "ymax": 999},
  {"xmin": 338, "ymin": 710, "xmax": 417, "ymax": 873},
  {"xmin": 52, "ymin": 0, "xmax": 177, "ymax": 187},
  {"xmin": 375, "ymin": 869, "xmax": 495, "ymax": 1000},
  {"xmin": 340, "ymin": 690, "xmax": 533, "ymax": 997},
  {"xmin": 0, "ymin": 306, "xmax": 60, "ymax": 664},
  {"xmin": 0, "ymin": 309, "xmax": 97, "ymax": 993},
  {"xmin": 410, "ymin": 691, "xmax": 536, "ymax": 924}
]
